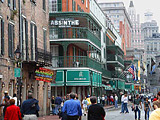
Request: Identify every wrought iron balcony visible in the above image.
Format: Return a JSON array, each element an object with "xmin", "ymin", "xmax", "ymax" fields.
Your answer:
[
  {"xmin": 107, "ymin": 54, "xmax": 124, "ymax": 67},
  {"xmin": 52, "ymin": 56, "xmax": 102, "ymax": 72},
  {"xmin": 49, "ymin": 27, "xmax": 101, "ymax": 48},
  {"xmin": 36, "ymin": 48, "xmax": 51, "ymax": 65}
]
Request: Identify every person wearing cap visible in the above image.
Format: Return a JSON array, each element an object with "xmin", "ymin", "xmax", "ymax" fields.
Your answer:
[
  {"xmin": 4, "ymin": 99, "xmax": 22, "ymax": 120},
  {"xmin": 2, "ymin": 91, "xmax": 12, "ymax": 104},
  {"xmin": 21, "ymin": 92, "xmax": 40, "ymax": 120},
  {"xmin": 0, "ymin": 96, "xmax": 10, "ymax": 117}
]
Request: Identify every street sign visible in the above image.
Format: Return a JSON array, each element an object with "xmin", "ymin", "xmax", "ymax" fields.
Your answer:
[{"xmin": 14, "ymin": 68, "xmax": 21, "ymax": 77}]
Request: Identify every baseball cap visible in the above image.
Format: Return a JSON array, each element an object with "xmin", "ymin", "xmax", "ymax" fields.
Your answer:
[{"xmin": 4, "ymin": 91, "xmax": 8, "ymax": 94}]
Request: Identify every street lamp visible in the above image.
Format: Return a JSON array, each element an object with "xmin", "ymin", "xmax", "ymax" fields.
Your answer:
[
  {"xmin": 14, "ymin": 45, "xmax": 22, "ymax": 107},
  {"xmin": 14, "ymin": 45, "xmax": 21, "ymax": 59}
]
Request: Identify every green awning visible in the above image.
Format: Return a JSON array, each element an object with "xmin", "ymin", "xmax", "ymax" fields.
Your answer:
[{"xmin": 118, "ymin": 80, "xmax": 125, "ymax": 90}]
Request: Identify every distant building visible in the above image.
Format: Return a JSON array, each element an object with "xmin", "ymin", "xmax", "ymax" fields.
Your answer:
[
  {"xmin": 142, "ymin": 20, "xmax": 159, "ymax": 64},
  {"xmin": 128, "ymin": 1, "xmax": 142, "ymax": 49},
  {"xmin": 98, "ymin": 2, "xmax": 132, "ymax": 55}
]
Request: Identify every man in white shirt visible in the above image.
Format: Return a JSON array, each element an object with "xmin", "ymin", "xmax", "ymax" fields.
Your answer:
[{"xmin": 115, "ymin": 94, "xmax": 118, "ymax": 109}]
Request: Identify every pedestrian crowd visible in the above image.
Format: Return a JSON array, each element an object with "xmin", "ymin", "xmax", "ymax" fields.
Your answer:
[
  {"xmin": 0, "ymin": 91, "xmax": 40, "ymax": 120},
  {"xmin": 51, "ymin": 92, "xmax": 106, "ymax": 120}
]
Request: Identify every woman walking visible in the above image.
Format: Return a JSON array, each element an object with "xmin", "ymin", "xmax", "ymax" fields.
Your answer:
[
  {"xmin": 82, "ymin": 97, "xmax": 88, "ymax": 116},
  {"xmin": 123, "ymin": 94, "xmax": 129, "ymax": 113},
  {"xmin": 144, "ymin": 97, "xmax": 151, "ymax": 120}
]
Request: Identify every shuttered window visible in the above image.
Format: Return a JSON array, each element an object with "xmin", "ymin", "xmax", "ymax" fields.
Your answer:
[
  {"xmin": 43, "ymin": 0, "xmax": 46, "ymax": 11},
  {"xmin": 1, "ymin": 19, "xmax": 4, "ymax": 55},
  {"xmin": 30, "ymin": 22, "xmax": 37, "ymax": 61},
  {"xmin": 72, "ymin": 0, "xmax": 76, "ymax": 11},
  {"xmin": 22, "ymin": 17, "xmax": 28, "ymax": 61},
  {"xmin": 0, "ymin": 19, "xmax": 1, "ymax": 55},
  {"xmin": 8, "ymin": 0, "xmax": 16, "ymax": 10},
  {"xmin": 8, "ymin": 23, "xmax": 14, "ymax": 58},
  {"xmin": 43, "ymin": 29, "xmax": 47, "ymax": 52}
]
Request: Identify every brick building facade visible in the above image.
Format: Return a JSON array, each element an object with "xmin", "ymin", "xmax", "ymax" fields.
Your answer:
[{"xmin": 0, "ymin": 0, "xmax": 50, "ymax": 116}]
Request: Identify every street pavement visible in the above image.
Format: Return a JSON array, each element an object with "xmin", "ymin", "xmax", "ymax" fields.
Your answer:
[
  {"xmin": 38, "ymin": 104, "xmax": 153, "ymax": 120},
  {"xmin": 105, "ymin": 105, "xmax": 147, "ymax": 120}
]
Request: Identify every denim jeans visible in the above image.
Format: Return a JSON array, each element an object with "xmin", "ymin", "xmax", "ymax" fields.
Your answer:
[
  {"xmin": 135, "ymin": 106, "xmax": 141, "ymax": 119},
  {"xmin": 115, "ymin": 100, "xmax": 118, "ymax": 108},
  {"xmin": 123, "ymin": 103, "xmax": 129, "ymax": 113},
  {"xmin": 55, "ymin": 104, "xmax": 61, "ymax": 115},
  {"xmin": 121, "ymin": 102, "xmax": 124, "ymax": 113},
  {"xmin": 145, "ymin": 108, "xmax": 150, "ymax": 120}
]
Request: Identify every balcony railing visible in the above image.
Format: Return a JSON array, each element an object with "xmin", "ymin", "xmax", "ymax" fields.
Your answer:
[
  {"xmin": 107, "ymin": 54, "xmax": 124, "ymax": 65},
  {"xmin": 36, "ymin": 48, "xmax": 51, "ymax": 64},
  {"xmin": 52, "ymin": 56, "xmax": 102, "ymax": 72},
  {"xmin": 49, "ymin": 27, "xmax": 101, "ymax": 48},
  {"xmin": 102, "ymin": 69, "xmax": 111, "ymax": 78}
]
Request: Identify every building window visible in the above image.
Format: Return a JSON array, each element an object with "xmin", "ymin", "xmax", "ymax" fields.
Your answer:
[
  {"xmin": 77, "ymin": 5, "xmax": 81, "ymax": 11},
  {"xmin": 22, "ymin": 17, "xmax": 28, "ymax": 60},
  {"xmin": 8, "ymin": 0, "xmax": 16, "ymax": 10},
  {"xmin": 50, "ymin": 0, "xmax": 57, "ymax": 12},
  {"xmin": 86, "ymin": 0, "xmax": 88, "ymax": 8},
  {"xmin": 72, "ymin": 0, "xmax": 76, "ymax": 11},
  {"xmin": 0, "ymin": 18, "xmax": 4, "ymax": 55},
  {"xmin": 43, "ymin": 0, "xmax": 46, "ymax": 11},
  {"xmin": 30, "ymin": 22, "xmax": 37, "ymax": 61},
  {"xmin": 43, "ymin": 29, "xmax": 47, "ymax": 51},
  {"xmin": 104, "ymin": 48, "xmax": 106, "ymax": 59},
  {"xmin": 8, "ymin": 23, "xmax": 14, "ymax": 58}
]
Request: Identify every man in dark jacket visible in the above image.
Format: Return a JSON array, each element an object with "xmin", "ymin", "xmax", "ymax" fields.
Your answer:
[
  {"xmin": 88, "ymin": 96, "xmax": 105, "ymax": 120},
  {"xmin": 21, "ymin": 93, "xmax": 40, "ymax": 120},
  {"xmin": 55, "ymin": 95, "xmax": 62, "ymax": 115}
]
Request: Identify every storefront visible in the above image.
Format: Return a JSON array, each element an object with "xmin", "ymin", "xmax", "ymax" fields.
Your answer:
[{"xmin": 51, "ymin": 69, "xmax": 102, "ymax": 100}]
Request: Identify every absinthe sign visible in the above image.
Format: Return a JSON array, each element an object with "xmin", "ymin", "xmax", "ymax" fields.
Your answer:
[{"xmin": 50, "ymin": 18, "xmax": 79, "ymax": 28}]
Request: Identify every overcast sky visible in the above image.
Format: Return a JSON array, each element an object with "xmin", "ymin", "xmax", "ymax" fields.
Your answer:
[{"xmin": 97, "ymin": 0, "xmax": 160, "ymax": 27}]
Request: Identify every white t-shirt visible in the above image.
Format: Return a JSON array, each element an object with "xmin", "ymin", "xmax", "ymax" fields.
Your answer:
[
  {"xmin": 121, "ymin": 95, "xmax": 124, "ymax": 102},
  {"xmin": 123, "ymin": 97, "xmax": 128, "ymax": 103},
  {"xmin": 115, "ymin": 96, "xmax": 118, "ymax": 101},
  {"xmin": 102, "ymin": 97, "xmax": 105, "ymax": 100}
]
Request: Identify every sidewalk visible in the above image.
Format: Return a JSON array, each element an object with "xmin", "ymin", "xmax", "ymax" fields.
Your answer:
[{"xmin": 38, "ymin": 105, "xmax": 117, "ymax": 120}]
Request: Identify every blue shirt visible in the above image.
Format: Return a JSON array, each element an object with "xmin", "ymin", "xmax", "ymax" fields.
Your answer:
[
  {"xmin": 21, "ymin": 99, "xmax": 40, "ymax": 115},
  {"xmin": 62, "ymin": 99, "xmax": 82, "ymax": 116},
  {"xmin": 55, "ymin": 97, "xmax": 62, "ymax": 105}
]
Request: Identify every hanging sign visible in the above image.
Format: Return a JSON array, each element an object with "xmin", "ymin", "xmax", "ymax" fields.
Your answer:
[{"xmin": 35, "ymin": 67, "xmax": 56, "ymax": 83}]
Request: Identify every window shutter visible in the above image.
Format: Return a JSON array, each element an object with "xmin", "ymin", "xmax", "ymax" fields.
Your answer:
[
  {"xmin": 43, "ymin": 30, "xmax": 46, "ymax": 51},
  {"xmin": 21, "ymin": 18, "xmax": 24, "ymax": 59},
  {"xmin": 30, "ymin": 23, "xmax": 33, "ymax": 60},
  {"xmin": 13, "ymin": 0, "xmax": 16, "ymax": 10},
  {"xmin": 1, "ymin": 19, "xmax": 4, "ymax": 55},
  {"xmin": 11, "ymin": 25, "xmax": 14, "ymax": 58},
  {"xmin": 8, "ymin": 24, "xmax": 11, "ymax": 57},
  {"xmin": 8, "ymin": 0, "xmax": 10, "ymax": 7},
  {"xmin": 25, "ymin": 20, "xmax": 28, "ymax": 61},
  {"xmin": 35, "ymin": 25, "xmax": 37, "ymax": 61}
]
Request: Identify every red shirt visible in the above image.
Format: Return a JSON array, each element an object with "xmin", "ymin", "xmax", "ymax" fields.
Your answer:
[
  {"xmin": 153, "ymin": 98, "xmax": 158, "ymax": 102},
  {"xmin": 4, "ymin": 105, "xmax": 22, "ymax": 120}
]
